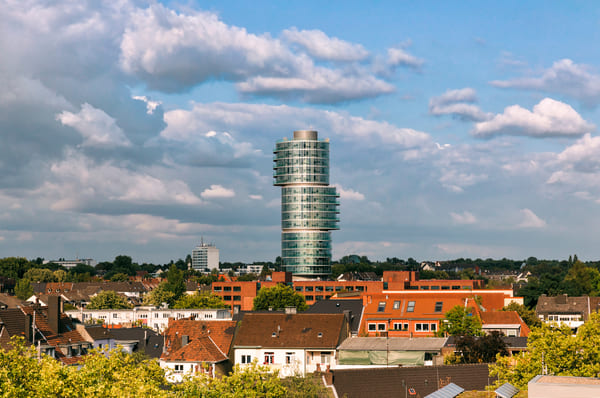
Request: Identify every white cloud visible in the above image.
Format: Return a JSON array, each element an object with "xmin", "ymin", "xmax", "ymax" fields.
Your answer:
[
  {"xmin": 249, "ymin": 194, "xmax": 263, "ymax": 200},
  {"xmin": 450, "ymin": 211, "xmax": 477, "ymax": 224},
  {"xmin": 119, "ymin": 4, "xmax": 392, "ymax": 103},
  {"xmin": 491, "ymin": 59, "xmax": 600, "ymax": 105},
  {"xmin": 281, "ymin": 28, "xmax": 369, "ymax": 62},
  {"xmin": 429, "ymin": 88, "xmax": 492, "ymax": 121},
  {"xmin": 517, "ymin": 208, "xmax": 546, "ymax": 229},
  {"xmin": 472, "ymin": 98, "xmax": 594, "ymax": 138},
  {"xmin": 387, "ymin": 47, "xmax": 424, "ymax": 69},
  {"xmin": 334, "ymin": 185, "xmax": 365, "ymax": 201},
  {"xmin": 201, "ymin": 185, "xmax": 235, "ymax": 199},
  {"xmin": 56, "ymin": 103, "xmax": 132, "ymax": 147},
  {"xmin": 439, "ymin": 169, "xmax": 488, "ymax": 193},
  {"xmin": 132, "ymin": 95, "xmax": 161, "ymax": 114}
]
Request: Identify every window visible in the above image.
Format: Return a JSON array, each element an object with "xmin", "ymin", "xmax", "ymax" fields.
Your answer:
[
  {"xmin": 233, "ymin": 296, "xmax": 241, "ymax": 301},
  {"xmin": 163, "ymin": 313, "xmax": 169, "ymax": 318},
  {"xmin": 315, "ymin": 286, "xmax": 323, "ymax": 292},
  {"xmin": 415, "ymin": 323, "xmax": 429, "ymax": 332},
  {"xmin": 325, "ymin": 286, "xmax": 334, "ymax": 292},
  {"xmin": 368, "ymin": 323, "xmax": 377, "ymax": 331},
  {"xmin": 305, "ymin": 286, "xmax": 313, "ymax": 292},
  {"xmin": 305, "ymin": 295, "xmax": 314, "ymax": 301},
  {"xmin": 356, "ymin": 286, "xmax": 364, "ymax": 291},
  {"xmin": 420, "ymin": 286, "xmax": 429, "ymax": 290},
  {"xmin": 431, "ymin": 323, "xmax": 437, "ymax": 332},
  {"xmin": 154, "ymin": 313, "xmax": 159, "ymax": 318},
  {"xmin": 403, "ymin": 323, "xmax": 409, "ymax": 331},
  {"xmin": 316, "ymin": 295, "xmax": 323, "ymax": 301},
  {"xmin": 233, "ymin": 286, "xmax": 241, "ymax": 292},
  {"xmin": 377, "ymin": 301, "xmax": 386, "ymax": 312},
  {"xmin": 434, "ymin": 302, "xmax": 443, "ymax": 313},
  {"xmin": 264, "ymin": 352, "xmax": 274, "ymax": 364},
  {"xmin": 335, "ymin": 286, "xmax": 342, "ymax": 291},
  {"xmin": 431, "ymin": 286, "xmax": 440, "ymax": 290},
  {"xmin": 393, "ymin": 301, "xmax": 401, "ymax": 310},
  {"xmin": 345, "ymin": 286, "xmax": 354, "ymax": 291},
  {"xmin": 214, "ymin": 286, "xmax": 222, "ymax": 292},
  {"xmin": 174, "ymin": 364, "xmax": 184, "ymax": 373},
  {"xmin": 441, "ymin": 285, "xmax": 450, "ymax": 290},
  {"xmin": 321, "ymin": 352, "xmax": 331, "ymax": 364},
  {"xmin": 224, "ymin": 296, "xmax": 231, "ymax": 301},
  {"xmin": 285, "ymin": 352, "xmax": 295, "ymax": 364},
  {"xmin": 295, "ymin": 286, "xmax": 303, "ymax": 292},
  {"xmin": 377, "ymin": 323, "xmax": 386, "ymax": 331},
  {"xmin": 393, "ymin": 322, "xmax": 403, "ymax": 330},
  {"xmin": 407, "ymin": 301, "xmax": 415, "ymax": 312},
  {"xmin": 224, "ymin": 286, "xmax": 232, "ymax": 292},
  {"xmin": 241, "ymin": 355, "xmax": 252, "ymax": 364},
  {"xmin": 113, "ymin": 313, "xmax": 119, "ymax": 318}
]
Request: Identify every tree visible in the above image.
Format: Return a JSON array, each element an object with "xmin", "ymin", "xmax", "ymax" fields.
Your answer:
[
  {"xmin": 172, "ymin": 292, "xmax": 227, "ymax": 309},
  {"xmin": 87, "ymin": 291, "xmax": 132, "ymax": 309},
  {"xmin": 445, "ymin": 331, "xmax": 508, "ymax": 364},
  {"xmin": 253, "ymin": 284, "xmax": 308, "ymax": 311},
  {"xmin": 490, "ymin": 311, "xmax": 600, "ymax": 390},
  {"xmin": 22, "ymin": 268, "xmax": 56, "ymax": 283},
  {"xmin": 110, "ymin": 272, "xmax": 129, "ymax": 282},
  {"xmin": 501, "ymin": 302, "xmax": 541, "ymax": 328},
  {"xmin": 15, "ymin": 279, "xmax": 33, "ymax": 300},
  {"xmin": 143, "ymin": 282, "xmax": 176, "ymax": 307},
  {"xmin": 164, "ymin": 265, "xmax": 185, "ymax": 299},
  {"xmin": 438, "ymin": 305, "xmax": 483, "ymax": 337},
  {"xmin": 562, "ymin": 260, "xmax": 600, "ymax": 296},
  {"xmin": 0, "ymin": 257, "xmax": 32, "ymax": 279}
]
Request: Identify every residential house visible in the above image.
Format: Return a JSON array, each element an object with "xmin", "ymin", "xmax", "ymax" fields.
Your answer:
[
  {"xmin": 160, "ymin": 318, "xmax": 237, "ymax": 382},
  {"xmin": 80, "ymin": 325, "xmax": 163, "ymax": 358},
  {"xmin": 0, "ymin": 297, "xmax": 91, "ymax": 365},
  {"xmin": 232, "ymin": 311, "xmax": 350, "ymax": 377},
  {"xmin": 480, "ymin": 311, "xmax": 530, "ymax": 337},
  {"xmin": 66, "ymin": 307, "xmax": 231, "ymax": 332},
  {"xmin": 536, "ymin": 294, "xmax": 600, "ymax": 331},
  {"xmin": 304, "ymin": 299, "xmax": 363, "ymax": 336}
]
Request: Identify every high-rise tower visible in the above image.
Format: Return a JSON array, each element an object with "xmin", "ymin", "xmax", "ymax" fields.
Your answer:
[{"xmin": 273, "ymin": 130, "xmax": 339, "ymax": 277}]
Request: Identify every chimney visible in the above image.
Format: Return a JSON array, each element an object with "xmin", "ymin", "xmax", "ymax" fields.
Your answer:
[
  {"xmin": 343, "ymin": 310, "xmax": 351, "ymax": 324},
  {"xmin": 233, "ymin": 306, "xmax": 239, "ymax": 315},
  {"xmin": 182, "ymin": 335, "xmax": 189, "ymax": 347},
  {"xmin": 24, "ymin": 314, "xmax": 33, "ymax": 342},
  {"xmin": 48, "ymin": 296, "xmax": 62, "ymax": 334},
  {"xmin": 284, "ymin": 306, "xmax": 297, "ymax": 314}
]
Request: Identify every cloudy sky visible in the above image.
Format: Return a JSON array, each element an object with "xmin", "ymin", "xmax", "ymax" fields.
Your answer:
[{"xmin": 2, "ymin": 1, "xmax": 600, "ymax": 264}]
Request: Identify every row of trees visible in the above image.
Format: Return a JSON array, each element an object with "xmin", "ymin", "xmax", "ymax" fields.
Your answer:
[{"xmin": 0, "ymin": 337, "xmax": 329, "ymax": 397}]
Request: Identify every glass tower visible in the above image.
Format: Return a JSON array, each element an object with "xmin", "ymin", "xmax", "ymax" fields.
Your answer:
[{"xmin": 273, "ymin": 130, "xmax": 339, "ymax": 276}]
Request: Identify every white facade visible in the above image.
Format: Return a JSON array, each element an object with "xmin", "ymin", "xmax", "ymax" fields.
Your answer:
[
  {"xmin": 66, "ymin": 307, "xmax": 231, "ymax": 332},
  {"xmin": 192, "ymin": 243, "xmax": 219, "ymax": 271},
  {"xmin": 234, "ymin": 348, "xmax": 335, "ymax": 377},
  {"xmin": 160, "ymin": 360, "xmax": 216, "ymax": 383}
]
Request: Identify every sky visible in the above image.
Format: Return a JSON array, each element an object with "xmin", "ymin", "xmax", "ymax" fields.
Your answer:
[{"xmin": 3, "ymin": 1, "xmax": 600, "ymax": 264}]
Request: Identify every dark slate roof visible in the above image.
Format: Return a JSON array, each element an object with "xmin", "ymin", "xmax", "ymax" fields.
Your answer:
[
  {"xmin": 332, "ymin": 364, "xmax": 493, "ymax": 398},
  {"xmin": 109, "ymin": 327, "xmax": 164, "ymax": 358},
  {"xmin": 305, "ymin": 299, "xmax": 363, "ymax": 334},
  {"xmin": 536, "ymin": 294, "xmax": 600, "ymax": 319},
  {"xmin": 85, "ymin": 325, "xmax": 114, "ymax": 340},
  {"xmin": 495, "ymin": 382, "xmax": 519, "ymax": 398},
  {"xmin": 425, "ymin": 383, "xmax": 464, "ymax": 398}
]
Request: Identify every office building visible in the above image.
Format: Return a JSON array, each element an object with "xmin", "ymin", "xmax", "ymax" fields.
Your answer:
[
  {"xmin": 191, "ymin": 242, "xmax": 219, "ymax": 271},
  {"xmin": 273, "ymin": 130, "xmax": 339, "ymax": 276}
]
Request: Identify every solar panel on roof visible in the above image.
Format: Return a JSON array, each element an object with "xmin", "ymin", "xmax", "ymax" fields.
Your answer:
[
  {"xmin": 495, "ymin": 382, "xmax": 519, "ymax": 398},
  {"xmin": 424, "ymin": 382, "xmax": 465, "ymax": 398}
]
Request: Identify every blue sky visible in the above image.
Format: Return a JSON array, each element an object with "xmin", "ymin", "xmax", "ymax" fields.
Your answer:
[{"xmin": 2, "ymin": 0, "xmax": 600, "ymax": 264}]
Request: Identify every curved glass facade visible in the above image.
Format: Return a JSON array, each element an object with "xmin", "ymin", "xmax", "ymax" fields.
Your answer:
[{"xmin": 274, "ymin": 131, "xmax": 339, "ymax": 276}]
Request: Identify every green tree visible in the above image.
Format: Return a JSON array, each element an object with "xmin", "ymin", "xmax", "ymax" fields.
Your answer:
[
  {"xmin": 15, "ymin": 279, "xmax": 33, "ymax": 300},
  {"xmin": 164, "ymin": 265, "xmax": 186, "ymax": 299},
  {"xmin": 445, "ymin": 331, "xmax": 508, "ymax": 364},
  {"xmin": 562, "ymin": 260, "xmax": 600, "ymax": 296},
  {"xmin": 253, "ymin": 284, "xmax": 308, "ymax": 311},
  {"xmin": 501, "ymin": 302, "xmax": 541, "ymax": 328},
  {"xmin": 110, "ymin": 272, "xmax": 129, "ymax": 282},
  {"xmin": 143, "ymin": 282, "xmax": 177, "ymax": 307},
  {"xmin": 438, "ymin": 305, "xmax": 483, "ymax": 336},
  {"xmin": 172, "ymin": 292, "xmax": 227, "ymax": 309},
  {"xmin": 22, "ymin": 268, "xmax": 56, "ymax": 283},
  {"xmin": 0, "ymin": 257, "xmax": 32, "ymax": 279},
  {"xmin": 490, "ymin": 311, "xmax": 600, "ymax": 390},
  {"xmin": 87, "ymin": 291, "xmax": 132, "ymax": 309}
]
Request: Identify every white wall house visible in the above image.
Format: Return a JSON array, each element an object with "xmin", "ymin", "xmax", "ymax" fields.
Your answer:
[{"xmin": 66, "ymin": 307, "xmax": 231, "ymax": 332}]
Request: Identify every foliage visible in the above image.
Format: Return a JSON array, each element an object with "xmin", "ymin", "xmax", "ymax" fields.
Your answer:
[
  {"xmin": 501, "ymin": 302, "xmax": 541, "ymax": 328},
  {"xmin": 22, "ymin": 268, "xmax": 56, "ymax": 283},
  {"xmin": 445, "ymin": 331, "xmax": 508, "ymax": 364},
  {"xmin": 253, "ymin": 284, "xmax": 308, "ymax": 311},
  {"xmin": 165, "ymin": 265, "xmax": 186, "ymax": 299},
  {"xmin": 172, "ymin": 292, "xmax": 227, "ymax": 309},
  {"xmin": 87, "ymin": 290, "xmax": 132, "ymax": 310},
  {"xmin": 173, "ymin": 361, "xmax": 287, "ymax": 398},
  {"xmin": 143, "ymin": 282, "xmax": 176, "ymax": 307},
  {"xmin": 281, "ymin": 374, "xmax": 331, "ymax": 398},
  {"xmin": 438, "ymin": 305, "xmax": 483, "ymax": 337},
  {"xmin": 236, "ymin": 273, "xmax": 257, "ymax": 282},
  {"xmin": 109, "ymin": 272, "xmax": 129, "ymax": 282},
  {"xmin": 562, "ymin": 260, "xmax": 600, "ymax": 296},
  {"xmin": 0, "ymin": 257, "xmax": 32, "ymax": 279},
  {"xmin": 490, "ymin": 311, "xmax": 600, "ymax": 390},
  {"xmin": 14, "ymin": 279, "xmax": 33, "ymax": 300}
]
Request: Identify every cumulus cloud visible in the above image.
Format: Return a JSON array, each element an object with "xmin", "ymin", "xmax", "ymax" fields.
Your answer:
[
  {"xmin": 491, "ymin": 59, "xmax": 600, "ymax": 106},
  {"xmin": 387, "ymin": 47, "xmax": 424, "ymax": 69},
  {"xmin": 201, "ymin": 185, "xmax": 235, "ymax": 199},
  {"xmin": 334, "ymin": 185, "xmax": 365, "ymax": 201},
  {"xmin": 281, "ymin": 28, "xmax": 369, "ymax": 61},
  {"xmin": 429, "ymin": 88, "xmax": 492, "ymax": 121},
  {"xmin": 472, "ymin": 98, "xmax": 594, "ymax": 138},
  {"xmin": 56, "ymin": 103, "xmax": 132, "ymax": 147},
  {"xmin": 120, "ymin": 4, "xmax": 393, "ymax": 103},
  {"xmin": 439, "ymin": 169, "xmax": 488, "ymax": 193},
  {"xmin": 132, "ymin": 95, "xmax": 161, "ymax": 114},
  {"xmin": 517, "ymin": 208, "xmax": 546, "ymax": 228},
  {"xmin": 450, "ymin": 211, "xmax": 477, "ymax": 224}
]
